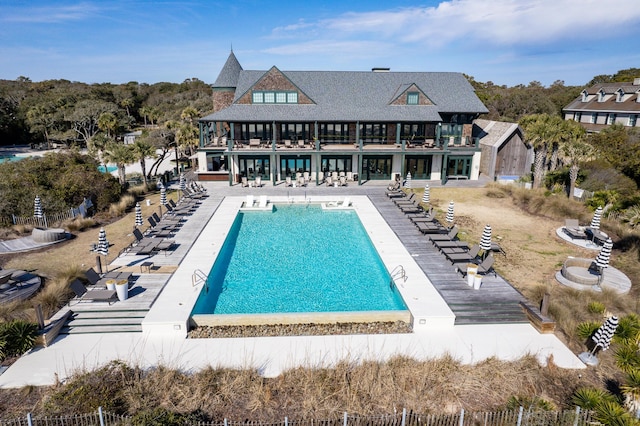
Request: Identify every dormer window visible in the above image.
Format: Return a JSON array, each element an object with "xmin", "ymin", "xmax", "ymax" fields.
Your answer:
[
  {"xmin": 598, "ymin": 89, "xmax": 605, "ymax": 102},
  {"xmin": 252, "ymin": 91, "xmax": 298, "ymax": 104},
  {"xmin": 616, "ymin": 89, "xmax": 624, "ymax": 102},
  {"xmin": 407, "ymin": 92, "xmax": 419, "ymax": 105},
  {"xmin": 581, "ymin": 90, "xmax": 588, "ymax": 102}
]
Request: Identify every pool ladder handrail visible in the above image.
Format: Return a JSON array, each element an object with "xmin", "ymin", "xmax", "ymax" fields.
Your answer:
[
  {"xmin": 390, "ymin": 265, "xmax": 408, "ymax": 288},
  {"xmin": 192, "ymin": 269, "xmax": 208, "ymax": 288}
]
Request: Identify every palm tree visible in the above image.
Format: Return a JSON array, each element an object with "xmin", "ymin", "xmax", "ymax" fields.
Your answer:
[
  {"xmin": 131, "ymin": 139, "xmax": 155, "ymax": 187},
  {"xmin": 103, "ymin": 142, "xmax": 134, "ymax": 185},
  {"xmin": 139, "ymin": 106, "xmax": 150, "ymax": 127},
  {"xmin": 559, "ymin": 120, "xmax": 589, "ymax": 198},
  {"xmin": 519, "ymin": 114, "xmax": 565, "ymax": 189},
  {"xmin": 97, "ymin": 112, "xmax": 118, "ymax": 138}
]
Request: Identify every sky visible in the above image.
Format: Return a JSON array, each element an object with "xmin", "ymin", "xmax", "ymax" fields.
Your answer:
[{"xmin": 1, "ymin": 0, "xmax": 639, "ymax": 87}]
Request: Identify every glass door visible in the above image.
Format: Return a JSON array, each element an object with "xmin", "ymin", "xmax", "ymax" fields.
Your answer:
[{"xmin": 361, "ymin": 156, "xmax": 392, "ymax": 180}]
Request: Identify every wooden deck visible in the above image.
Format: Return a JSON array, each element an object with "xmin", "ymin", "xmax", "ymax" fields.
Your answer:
[{"xmin": 368, "ymin": 194, "xmax": 534, "ymax": 325}]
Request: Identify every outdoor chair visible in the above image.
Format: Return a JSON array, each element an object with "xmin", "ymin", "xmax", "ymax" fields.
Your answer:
[
  {"xmin": 285, "ymin": 176, "xmax": 293, "ymax": 187},
  {"xmin": 244, "ymin": 195, "xmax": 254, "ymax": 208},
  {"xmin": 564, "ymin": 218, "xmax": 587, "ymax": 239},
  {"xmin": 456, "ymin": 254, "xmax": 496, "ymax": 277},
  {"xmin": 433, "ymin": 240, "xmax": 469, "ymax": 252},
  {"xmin": 429, "ymin": 226, "xmax": 459, "ymax": 243},
  {"xmin": 69, "ymin": 279, "xmax": 116, "ymax": 305},
  {"xmin": 415, "ymin": 221, "xmax": 446, "ymax": 234},
  {"xmin": 445, "ymin": 244, "xmax": 481, "ymax": 264},
  {"xmin": 393, "ymin": 192, "xmax": 416, "ymax": 205}
]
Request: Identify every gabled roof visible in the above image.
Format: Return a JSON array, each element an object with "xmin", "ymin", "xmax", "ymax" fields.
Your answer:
[
  {"xmin": 474, "ymin": 119, "xmax": 525, "ymax": 149},
  {"xmin": 212, "ymin": 50, "xmax": 243, "ymax": 88},
  {"xmin": 564, "ymin": 81, "xmax": 640, "ymax": 114},
  {"xmin": 202, "ymin": 68, "xmax": 487, "ymax": 122}
]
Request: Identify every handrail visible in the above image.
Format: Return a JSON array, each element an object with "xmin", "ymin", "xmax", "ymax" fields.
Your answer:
[
  {"xmin": 192, "ymin": 269, "xmax": 208, "ymax": 288},
  {"xmin": 390, "ymin": 265, "xmax": 408, "ymax": 288}
]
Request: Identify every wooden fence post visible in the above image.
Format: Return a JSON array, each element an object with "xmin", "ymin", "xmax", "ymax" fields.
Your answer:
[
  {"xmin": 516, "ymin": 406, "xmax": 524, "ymax": 426},
  {"xmin": 343, "ymin": 411, "xmax": 348, "ymax": 426},
  {"xmin": 27, "ymin": 413, "xmax": 33, "ymax": 426},
  {"xmin": 401, "ymin": 408, "xmax": 406, "ymax": 426},
  {"xmin": 458, "ymin": 408, "xmax": 464, "ymax": 426},
  {"xmin": 98, "ymin": 406, "xmax": 105, "ymax": 426},
  {"xmin": 541, "ymin": 293, "xmax": 550, "ymax": 316}
]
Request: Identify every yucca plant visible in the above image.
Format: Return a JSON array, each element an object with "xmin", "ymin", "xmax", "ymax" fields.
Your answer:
[
  {"xmin": 622, "ymin": 206, "xmax": 640, "ymax": 229},
  {"xmin": 572, "ymin": 387, "xmax": 616, "ymax": 410},
  {"xmin": 615, "ymin": 342, "xmax": 640, "ymax": 374},
  {"xmin": 576, "ymin": 321, "xmax": 601, "ymax": 340},
  {"xmin": 587, "ymin": 301, "xmax": 606, "ymax": 314},
  {"xmin": 615, "ymin": 314, "xmax": 640, "ymax": 343},
  {"xmin": 621, "ymin": 369, "xmax": 640, "ymax": 420},
  {"xmin": 593, "ymin": 400, "xmax": 635, "ymax": 425}
]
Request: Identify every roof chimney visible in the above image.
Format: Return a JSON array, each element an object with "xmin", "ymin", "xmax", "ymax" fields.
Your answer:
[{"xmin": 372, "ymin": 67, "xmax": 390, "ymax": 73}]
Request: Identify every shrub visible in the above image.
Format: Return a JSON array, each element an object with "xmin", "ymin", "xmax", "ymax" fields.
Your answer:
[
  {"xmin": 587, "ymin": 301, "xmax": 606, "ymax": 314},
  {"xmin": 108, "ymin": 194, "xmax": 136, "ymax": 217},
  {"xmin": 0, "ymin": 320, "xmax": 38, "ymax": 361},
  {"xmin": 576, "ymin": 321, "xmax": 601, "ymax": 340},
  {"xmin": 62, "ymin": 216, "xmax": 97, "ymax": 232},
  {"xmin": 572, "ymin": 387, "xmax": 616, "ymax": 410},
  {"xmin": 615, "ymin": 314, "xmax": 640, "ymax": 342},
  {"xmin": 131, "ymin": 407, "xmax": 207, "ymax": 426},
  {"xmin": 505, "ymin": 395, "xmax": 555, "ymax": 411}
]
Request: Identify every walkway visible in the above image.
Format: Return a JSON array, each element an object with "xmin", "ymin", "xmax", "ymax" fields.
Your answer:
[{"xmin": 368, "ymin": 194, "xmax": 531, "ymax": 324}]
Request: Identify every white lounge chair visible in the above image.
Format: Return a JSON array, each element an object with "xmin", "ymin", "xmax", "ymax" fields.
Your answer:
[
  {"xmin": 258, "ymin": 195, "xmax": 268, "ymax": 208},
  {"xmin": 244, "ymin": 195, "xmax": 254, "ymax": 208}
]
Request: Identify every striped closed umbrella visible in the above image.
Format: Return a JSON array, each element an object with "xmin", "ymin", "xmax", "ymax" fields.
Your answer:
[
  {"xmin": 96, "ymin": 228, "xmax": 109, "ymax": 257},
  {"xmin": 479, "ymin": 224, "xmax": 492, "ymax": 252},
  {"xmin": 404, "ymin": 172, "xmax": 412, "ymax": 189},
  {"xmin": 422, "ymin": 184, "xmax": 430, "ymax": 204},
  {"xmin": 591, "ymin": 316, "xmax": 618, "ymax": 352},
  {"xmin": 445, "ymin": 201, "xmax": 455, "ymax": 226},
  {"xmin": 591, "ymin": 206, "xmax": 603, "ymax": 230},
  {"xmin": 179, "ymin": 173, "xmax": 186, "ymax": 191},
  {"xmin": 595, "ymin": 237, "xmax": 613, "ymax": 270},
  {"xmin": 160, "ymin": 186, "xmax": 167, "ymax": 206},
  {"xmin": 134, "ymin": 202, "xmax": 143, "ymax": 227},
  {"xmin": 34, "ymin": 195, "xmax": 43, "ymax": 219}
]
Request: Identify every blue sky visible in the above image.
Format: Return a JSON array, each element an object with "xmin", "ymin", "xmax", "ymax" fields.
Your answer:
[{"xmin": 1, "ymin": 0, "xmax": 639, "ymax": 87}]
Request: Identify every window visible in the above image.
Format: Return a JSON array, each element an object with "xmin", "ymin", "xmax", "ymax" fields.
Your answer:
[
  {"xmin": 319, "ymin": 123, "xmax": 349, "ymax": 143},
  {"xmin": 607, "ymin": 114, "xmax": 617, "ymax": 125},
  {"xmin": 630, "ymin": 115, "xmax": 637, "ymax": 127},
  {"xmin": 360, "ymin": 123, "xmax": 387, "ymax": 143},
  {"xmin": 402, "ymin": 123, "xmax": 426, "ymax": 140},
  {"xmin": 240, "ymin": 123, "xmax": 272, "ymax": 141},
  {"xmin": 407, "ymin": 92, "xmax": 419, "ymax": 105},
  {"xmin": 616, "ymin": 90, "xmax": 624, "ymax": 102},
  {"xmin": 280, "ymin": 123, "xmax": 310, "ymax": 141},
  {"xmin": 574, "ymin": 112, "xmax": 582, "ymax": 122},
  {"xmin": 581, "ymin": 91, "xmax": 588, "ymax": 102},
  {"xmin": 252, "ymin": 91, "xmax": 298, "ymax": 104},
  {"xmin": 598, "ymin": 90, "xmax": 605, "ymax": 102},
  {"xmin": 591, "ymin": 113, "xmax": 597, "ymax": 124}
]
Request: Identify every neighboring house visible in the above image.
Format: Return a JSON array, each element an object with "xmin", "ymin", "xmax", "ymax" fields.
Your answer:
[
  {"xmin": 123, "ymin": 130, "xmax": 142, "ymax": 145},
  {"xmin": 197, "ymin": 51, "xmax": 489, "ymax": 185},
  {"xmin": 474, "ymin": 119, "xmax": 532, "ymax": 180},
  {"xmin": 563, "ymin": 78, "xmax": 640, "ymax": 133}
]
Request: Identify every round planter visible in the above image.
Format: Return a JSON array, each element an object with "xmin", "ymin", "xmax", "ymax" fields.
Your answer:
[
  {"xmin": 105, "ymin": 279, "xmax": 116, "ymax": 291},
  {"xmin": 115, "ymin": 280, "xmax": 129, "ymax": 301},
  {"xmin": 31, "ymin": 227, "xmax": 67, "ymax": 243}
]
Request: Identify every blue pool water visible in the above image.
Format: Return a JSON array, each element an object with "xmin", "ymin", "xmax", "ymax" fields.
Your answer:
[
  {"xmin": 98, "ymin": 165, "xmax": 118, "ymax": 173},
  {"xmin": 0, "ymin": 155, "xmax": 23, "ymax": 164},
  {"xmin": 192, "ymin": 204, "xmax": 407, "ymax": 315}
]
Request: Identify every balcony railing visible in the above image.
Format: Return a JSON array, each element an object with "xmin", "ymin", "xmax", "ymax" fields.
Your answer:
[{"xmin": 202, "ymin": 137, "xmax": 479, "ymax": 152}]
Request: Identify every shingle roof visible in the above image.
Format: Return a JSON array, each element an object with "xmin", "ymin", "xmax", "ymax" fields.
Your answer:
[
  {"xmin": 564, "ymin": 81, "xmax": 640, "ymax": 114},
  {"xmin": 474, "ymin": 119, "xmax": 522, "ymax": 148},
  {"xmin": 202, "ymin": 66, "xmax": 488, "ymax": 122},
  {"xmin": 212, "ymin": 51, "xmax": 243, "ymax": 88}
]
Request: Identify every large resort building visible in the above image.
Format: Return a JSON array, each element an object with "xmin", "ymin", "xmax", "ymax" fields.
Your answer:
[
  {"xmin": 563, "ymin": 78, "xmax": 640, "ymax": 133},
  {"xmin": 196, "ymin": 51, "xmax": 489, "ymax": 185}
]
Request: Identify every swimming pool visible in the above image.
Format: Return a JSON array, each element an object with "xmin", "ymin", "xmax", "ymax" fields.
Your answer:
[{"xmin": 192, "ymin": 204, "xmax": 407, "ymax": 317}]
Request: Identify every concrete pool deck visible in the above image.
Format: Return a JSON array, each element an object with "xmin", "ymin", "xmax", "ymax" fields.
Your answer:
[{"xmin": 0, "ymin": 181, "xmax": 586, "ymax": 388}]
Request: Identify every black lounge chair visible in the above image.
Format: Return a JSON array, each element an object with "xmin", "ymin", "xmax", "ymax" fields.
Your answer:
[
  {"xmin": 445, "ymin": 244, "xmax": 481, "ymax": 264},
  {"xmin": 69, "ymin": 279, "xmax": 116, "ymax": 305},
  {"xmin": 429, "ymin": 226, "xmax": 459, "ymax": 242},
  {"xmin": 456, "ymin": 254, "xmax": 496, "ymax": 277}
]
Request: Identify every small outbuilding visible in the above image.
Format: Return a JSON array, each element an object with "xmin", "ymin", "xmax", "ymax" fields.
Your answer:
[{"xmin": 474, "ymin": 119, "xmax": 532, "ymax": 180}]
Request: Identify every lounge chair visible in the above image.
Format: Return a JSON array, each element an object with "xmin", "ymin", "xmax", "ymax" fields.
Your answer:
[
  {"xmin": 255, "ymin": 176, "xmax": 262, "ymax": 187},
  {"xmin": 445, "ymin": 244, "xmax": 481, "ymax": 264},
  {"xmin": 429, "ymin": 226, "xmax": 459, "ymax": 242},
  {"xmin": 457, "ymin": 254, "xmax": 495, "ymax": 277},
  {"xmin": 69, "ymin": 279, "xmax": 116, "ymax": 305},
  {"xmin": 339, "ymin": 176, "xmax": 347, "ymax": 186},
  {"xmin": 152, "ymin": 212, "xmax": 181, "ymax": 229},
  {"xmin": 244, "ymin": 195, "xmax": 254, "ymax": 208},
  {"xmin": 241, "ymin": 176, "xmax": 249, "ymax": 187},
  {"xmin": 328, "ymin": 197, "xmax": 351, "ymax": 207},
  {"xmin": 415, "ymin": 221, "xmax": 447, "ymax": 234},
  {"xmin": 258, "ymin": 195, "xmax": 268, "ymax": 208},
  {"xmin": 284, "ymin": 139, "xmax": 292, "ymax": 148},
  {"xmin": 285, "ymin": 176, "xmax": 293, "ymax": 187},
  {"xmin": 564, "ymin": 219, "xmax": 587, "ymax": 239},
  {"xmin": 433, "ymin": 240, "xmax": 469, "ymax": 251},
  {"xmin": 325, "ymin": 176, "xmax": 333, "ymax": 186},
  {"xmin": 393, "ymin": 193, "xmax": 416, "ymax": 206},
  {"xmin": 298, "ymin": 139, "xmax": 306, "ymax": 148}
]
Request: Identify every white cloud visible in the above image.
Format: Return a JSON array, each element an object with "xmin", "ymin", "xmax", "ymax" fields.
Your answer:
[
  {"xmin": 0, "ymin": 2, "xmax": 104, "ymax": 24},
  {"xmin": 273, "ymin": 0, "xmax": 640, "ymax": 48}
]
